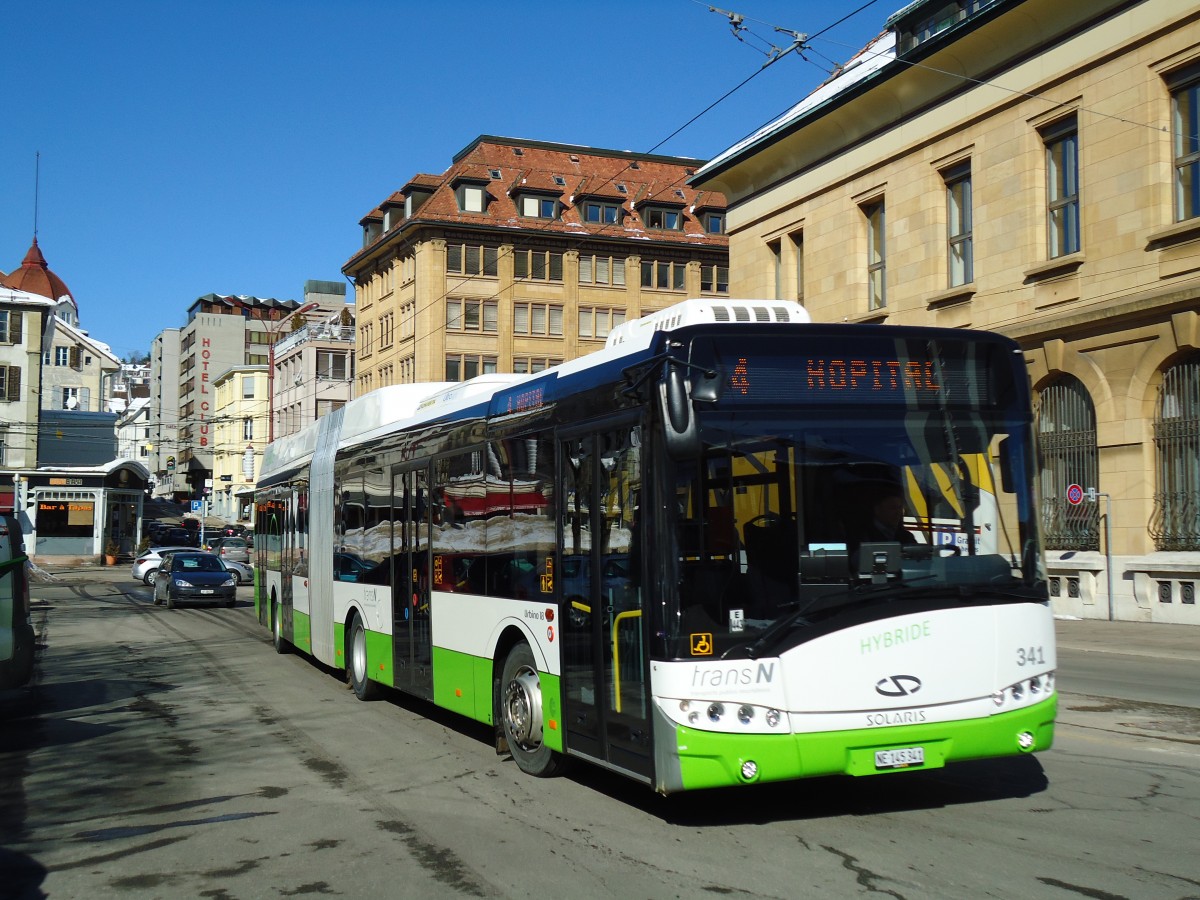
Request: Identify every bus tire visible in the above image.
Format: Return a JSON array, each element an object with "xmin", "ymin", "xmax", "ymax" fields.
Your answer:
[
  {"xmin": 348, "ymin": 614, "xmax": 379, "ymax": 701},
  {"xmin": 500, "ymin": 642, "xmax": 565, "ymax": 778},
  {"xmin": 272, "ymin": 600, "xmax": 289, "ymax": 655}
]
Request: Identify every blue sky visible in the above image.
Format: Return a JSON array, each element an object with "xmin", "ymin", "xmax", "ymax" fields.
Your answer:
[{"xmin": 1, "ymin": 0, "xmax": 888, "ymax": 362}]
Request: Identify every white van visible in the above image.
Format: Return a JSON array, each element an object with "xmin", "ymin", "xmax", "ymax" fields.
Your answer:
[{"xmin": 0, "ymin": 515, "xmax": 34, "ymax": 689}]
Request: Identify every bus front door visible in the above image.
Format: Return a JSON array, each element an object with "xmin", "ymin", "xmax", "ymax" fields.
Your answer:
[
  {"xmin": 392, "ymin": 467, "xmax": 433, "ymax": 700},
  {"xmin": 560, "ymin": 425, "xmax": 651, "ymax": 780}
]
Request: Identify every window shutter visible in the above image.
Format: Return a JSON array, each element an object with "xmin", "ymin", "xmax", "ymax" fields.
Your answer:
[
  {"xmin": 9, "ymin": 312, "xmax": 21, "ymax": 344},
  {"xmin": 70, "ymin": 345, "xmax": 81, "ymax": 369},
  {"xmin": 53, "ymin": 385, "xmax": 63, "ymax": 408},
  {"xmin": 8, "ymin": 367, "xmax": 17, "ymax": 401},
  {"xmin": 81, "ymin": 387, "xmax": 91, "ymax": 410}
]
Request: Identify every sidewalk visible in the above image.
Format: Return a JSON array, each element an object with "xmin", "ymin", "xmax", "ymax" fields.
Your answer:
[{"xmin": 1055, "ymin": 615, "xmax": 1200, "ymax": 662}]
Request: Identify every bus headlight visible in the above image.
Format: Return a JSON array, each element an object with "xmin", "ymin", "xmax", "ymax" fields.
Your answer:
[
  {"xmin": 707, "ymin": 703, "xmax": 725, "ymax": 722},
  {"xmin": 765, "ymin": 708, "xmax": 781, "ymax": 728},
  {"xmin": 740, "ymin": 760, "xmax": 759, "ymax": 781},
  {"xmin": 737, "ymin": 705, "xmax": 754, "ymax": 724}
]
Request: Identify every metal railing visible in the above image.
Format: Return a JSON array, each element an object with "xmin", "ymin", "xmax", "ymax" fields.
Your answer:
[{"xmin": 1150, "ymin": 357, "xmax": 1200, "ymax": 551}]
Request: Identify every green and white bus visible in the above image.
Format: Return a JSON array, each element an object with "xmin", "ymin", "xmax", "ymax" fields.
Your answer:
[{"xmin": 254, "ymin": 298, "xmax": 1056, "ymax": 793}]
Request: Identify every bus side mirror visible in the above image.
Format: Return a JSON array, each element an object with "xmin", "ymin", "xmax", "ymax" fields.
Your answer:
[{"xmin": 659, "ymin": 367, "xmax": 701, "ymax": 460}]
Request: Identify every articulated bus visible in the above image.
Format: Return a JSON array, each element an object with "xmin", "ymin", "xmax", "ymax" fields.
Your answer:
[{"xmin": 254, "ymin": 298, "xmax": 1056, "ymax": 794}]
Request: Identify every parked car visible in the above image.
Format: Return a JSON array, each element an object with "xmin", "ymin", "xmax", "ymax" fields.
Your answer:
[
  {"xmin": 152, "ymin": 551, "xmax": 238, "ymax": 608},
  {"xmin": 132, "ymin": 545, "xmax": 199, "ymax": 585},
  {"xmin": 156, "ymin": 527, "xmax": 198, "ymax": 547},
  {"xmin": 209, "ymin": 537, "xmax": 250, "ymax": 564},
  {"xmin": 223, "ymin": 558, "xmax": 254, "ymax": 585}
]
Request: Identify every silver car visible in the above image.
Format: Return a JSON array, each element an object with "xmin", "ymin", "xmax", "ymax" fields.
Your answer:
[
  {"xmin": 223, "ymin": 558, "xmax": 254, "ymax": 585},
  {"xmin": 131, "ymin": 546, "xmax": 198, "ymax": 585},
  {"xmin": 210, "ymin": 537, "xmax": 250, "ymax": 565}
]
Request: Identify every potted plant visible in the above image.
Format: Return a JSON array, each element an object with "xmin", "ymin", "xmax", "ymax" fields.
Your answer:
[{"xmin": 104, "ymin": 540, "xmax": 119, "ymax": 566}]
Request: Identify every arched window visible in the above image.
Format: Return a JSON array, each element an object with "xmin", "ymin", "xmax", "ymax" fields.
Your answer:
[
  {"xmin": 1151, "ymin": 354, "xmax": 1200, "ymax": 551},
  {"xmin": 1036, "ymin": 375, "xmax": 1099, "ymax": 550}
]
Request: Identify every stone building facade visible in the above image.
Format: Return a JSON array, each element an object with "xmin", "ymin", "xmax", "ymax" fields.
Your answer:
[{"xmin": 693, "ymin": 0, "xmax": 1200, "ymax": 623}]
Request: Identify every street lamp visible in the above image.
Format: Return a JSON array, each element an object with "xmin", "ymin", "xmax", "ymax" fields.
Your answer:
[{"xmin": 267, "ymin": 300, "xmax": 319, "ymax": 442}]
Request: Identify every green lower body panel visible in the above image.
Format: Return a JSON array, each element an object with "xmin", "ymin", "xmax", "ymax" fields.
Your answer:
[
  {"xmin": 293, "ymin": 610, "xmax": 312, "ymax": 655},
  {"xmin": 432, "ymin": 647, "xmax": 490, "ymax": 723},
  {"xmin": 673, "ymin": 696, "xmax": 1057, "ymax": 791},
  {"xmin": 366, "ymin": 628, "xmax": 394, "ymax": 687},
  {"xmin": 333, "ymin": 622, "xmax": 345, "ymax": 670},
  {"xmin": 429, "ymin": 648, "xmax": 562, "ymax": 751}
]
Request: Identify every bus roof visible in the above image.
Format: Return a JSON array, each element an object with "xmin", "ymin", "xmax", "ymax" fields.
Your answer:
[{"xmin": 258, "ymin": 298, "xmax": 811, "ymax": 482}]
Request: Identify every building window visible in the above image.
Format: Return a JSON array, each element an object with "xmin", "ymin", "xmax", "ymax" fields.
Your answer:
[
  {"xmin": 700, "ymin": 264, "xmax": 729, "ymax": 294},
  {"xmin": 790, "ymin": 232, "xmax": 804, "ymax": 301},
  {"xmin": 704, "ymin": 212, "xmax": 725, "ymax": 234},
  {"xmin": 519, "ymin": 195, "xmax": 559, "ymax": 219},
  {"xmin": 55, "ymin": 346, "xmax": 69, "ymax": 366},
  {"xmin": 583, "ymin": 201, "xmax": 622, "ymax": 225},
  {"xmin": 242, "ymin": 377, "xmax": 256, "ymax": 399},
  {"xmin": 864, "ymin": 200, "xmax": 886, "ymax": 310},
  {"xmin": 578, "ymin": 307, "xmax": 626, "ymax": 340},
  {"xmin": 1036, "ymin": 375, "xmax": 1099, "ymax": 550},
  {"xmin": 512, "ymin": 357, "xmax": 562, "ymax": 374},
  {"xmin": 457, "ymin": 184, "xmax": 486, "ymax": 213},
  {"xmin": 578, "ymin": 255, "xmax": 626, "ymax": 286},
  {"xmin": 513, "ymin": 250, "xmax": 563, "ymax": 282},
  {"xmin": 243, "ymin": 417, "xmax": 254, "ymax": 441},
  {"xmin": 445, "ymin": 354, "xmax": 497, "ymax": 382},
  {"xmin": 446, "ymin": 299, "xmax": 498, "ymax": 334},
  {"xmin": 769, "ymin": 240, "xmax": 782, "ymax": 300},
  {"xmin": 640, "ymin": 259, "xmax": 686, "ymax": 291},
  {"xmin": 513, "ymin": 303, "xmax": 563, "ymax": 337},
  {"xmin": 944, "ymin": 161, "xmax": 973, "ymax": 286},
  {"xmin": 0, "ymin": 311, "xmax": 22, "ymax": 344},
  {"xmin": 446, "ymin": 244, "xmax": 499, "ymax": 277},
  {"xmin": 60, "ymin": 386, "xmax": 82, "ymax": 410},
  {"xmin": 317, "ymin": 351, "xmax": 348, "ymax": 380},
  {"xmin": 1151, "ymin": 354, "xmax": 1200, "ymax": 550},
  {"xmin": 1171, "ymin": 68, "xmax": 1200, "ymax": 222},
  {"xmin": 0, "ymin": 365, "xmax": 20, "ymax": 402},
  {"xmin": 644, "ymin": 207, "xmax": 683, "ymax": 230},
  {"xmin": 1043, "ymin": 116, "xmax": 1079, "ymax": 258}
]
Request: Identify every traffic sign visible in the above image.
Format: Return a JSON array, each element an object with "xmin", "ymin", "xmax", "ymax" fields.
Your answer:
[
  {"xmin": 1066, "ymin": 484, "xmax": 1084, "ymax": 506},
  {"xmin": 191, "ymin": 500, "xmax": 203, "ymax": 513}
]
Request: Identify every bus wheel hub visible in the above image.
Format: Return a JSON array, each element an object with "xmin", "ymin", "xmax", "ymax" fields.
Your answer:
[{"xmin": 504, "ymin": 667, "xmax": 543, "ymax": 749}]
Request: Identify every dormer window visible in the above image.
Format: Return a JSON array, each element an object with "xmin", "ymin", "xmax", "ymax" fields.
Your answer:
[
  {"xmin": 453, "ymin": 180, "xmax": 488, "ymax": 214},
  {"xmin": 704, "ymin": 212, "xmax": 725, "ymax": 234},
  {"xmin": 489, "ymin": 169, "xmax": 502, "ymax": 179},
  {"xmin": 553, "ymin": 175, "xmax": 566, "ymax": 186},
  {"xmin": 583, "ymin": 201, "xmax": 622, "ymax": 225},
  {"xmin": 363, "ymin": 220, "xmax": 383, "ymax": 247},
  {"xmin": 643, "ymin": 206, "xmax": 683, "ymax": 230},
  {"xmin": 404, "ymin": 188, "xmax": 433, "ymax": 217},
  {"xmin": 519, "ymin": 194, "xmax": 559, "ymax": 220}
]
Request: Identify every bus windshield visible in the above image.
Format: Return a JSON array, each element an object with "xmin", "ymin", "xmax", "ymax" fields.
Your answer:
[{"xmin": 664, "ymin": 401, "xmax": 1045, "ymax": 661}]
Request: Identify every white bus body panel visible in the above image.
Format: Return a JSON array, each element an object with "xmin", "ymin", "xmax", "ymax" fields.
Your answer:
[{"xmin": 651, "ymin": 603, "xmax": 1055, "ymax": 733}]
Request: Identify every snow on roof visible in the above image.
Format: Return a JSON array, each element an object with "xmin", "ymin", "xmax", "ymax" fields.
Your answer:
[{"xmin": 695, "ymin": 29, "xmax": 897, "ymax": 179}]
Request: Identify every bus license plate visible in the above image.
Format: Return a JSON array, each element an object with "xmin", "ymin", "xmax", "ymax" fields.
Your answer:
[{"xmin": 875, "ymin": 747, "xmax": 924, "ymax": 769}]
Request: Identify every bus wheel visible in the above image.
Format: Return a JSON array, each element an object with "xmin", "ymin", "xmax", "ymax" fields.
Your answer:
[
  {"xmin": 272, "ymin": 600, "xmax": 289, "ymax": 655},
  {"xmin": 348, "ymin": 615, "xmax": 379, "ymax": 701},
  {"xmin": 500, "ymin": 643, "xmax": 565, "ymax": 778}
]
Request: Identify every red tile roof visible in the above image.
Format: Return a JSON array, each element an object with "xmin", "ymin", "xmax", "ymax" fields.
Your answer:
[
  {"xmin": 0, "ymin": 237, "xmax": 75, "ymax": 306},
  {"xmin": 346, "ymin": 136, "xmax": 727, "ymax": 270}
]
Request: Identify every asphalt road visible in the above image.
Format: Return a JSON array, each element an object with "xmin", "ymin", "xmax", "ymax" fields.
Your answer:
[{"xmin": 1, "ymin": 569, "xmax": 1198, "ymax": 899}]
